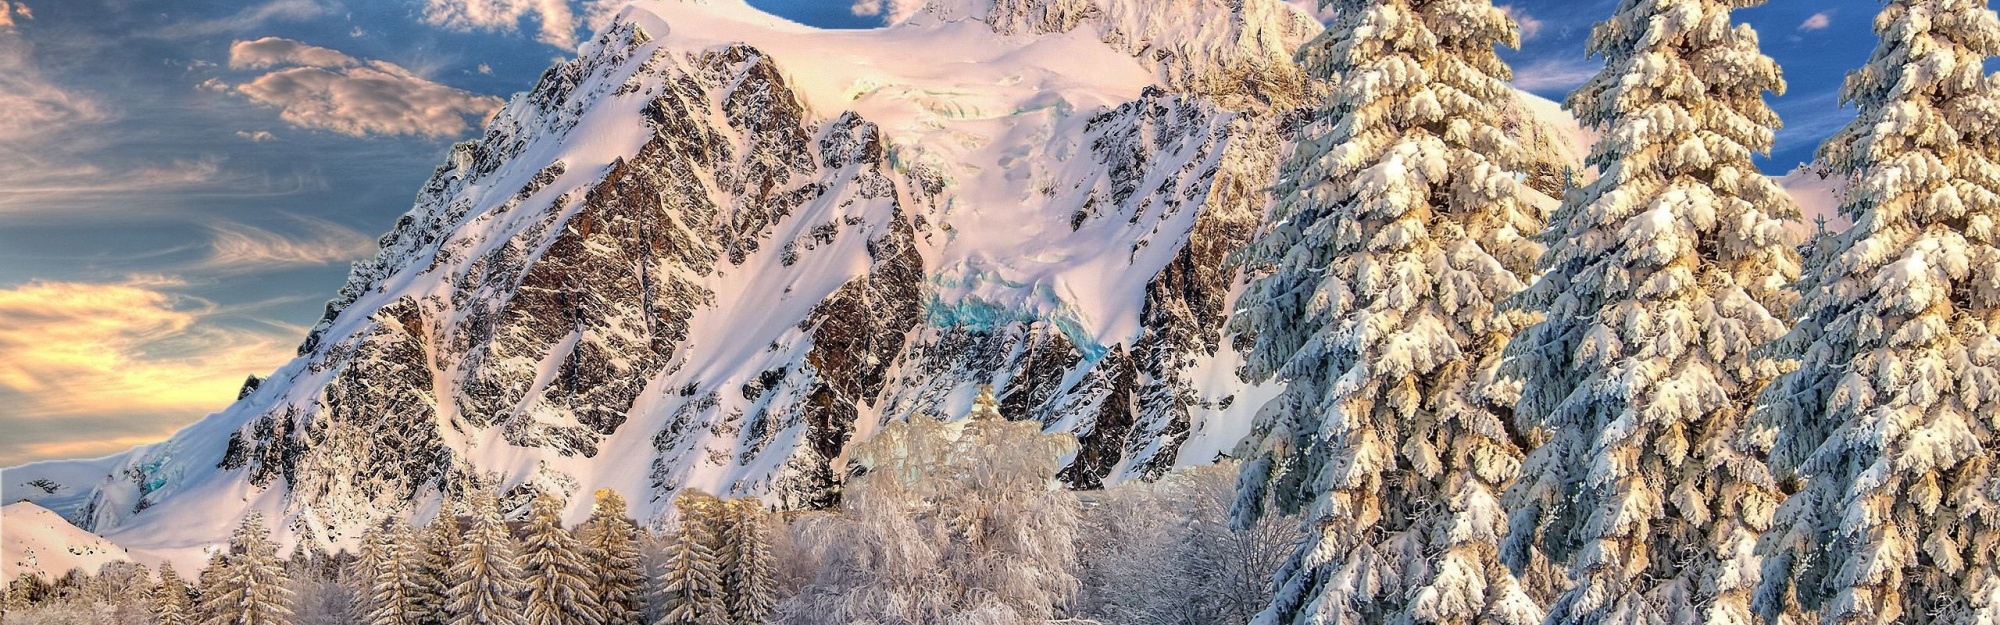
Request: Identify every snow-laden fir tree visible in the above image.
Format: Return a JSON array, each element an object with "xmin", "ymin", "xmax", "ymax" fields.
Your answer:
[
  {"xmin": 578, "ymin": 489, "xmax": 648, "ymax": 625},
  {"xmin": 199, "ymin": 513, "xmax": 295, "ymax": 625},
  {"xmin": 447, "ymin": 491, "xmax": 526, "ymax": 625},
  {"xmin": 368, "ymin": 522, "xmax": 432, "ymax": 625},
  {"xmin": 519, "ymin": 493, "xmax": 603, "ymax": 625},
  {"xmin": 420, "ymin": 510, "xmax": 458, "ymax": 625},
  {"xmin": 1752, "ymin": 1, "xmax": 2000, "ymax": 623},
  {"xmin": 1226, "ymin": 0, "xmax": 1550, "ymax": 623},
  {"xmin": 155, "ymin": 562, "xmax": 198, "ymax": 625},
  {"xmin": 968, "ymin": 384, "xmax": 1004, "ymax": 422},
  {"xmin": 1495, "ymin": 0, "xmax": 1804, "ymax": 623},
  {"xmin": 352, "ymin": 520, "xmax": 393, "ymax": 620},
  {"xmin": 658, "ymin": 490, "xmax": 727, "ymax": 625},
  {"xmin": 719, "ymin": 498, "xmax": 777, "ymax": 625}
]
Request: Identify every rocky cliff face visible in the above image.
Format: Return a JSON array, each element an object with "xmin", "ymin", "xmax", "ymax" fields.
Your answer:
[{"xmin": 1, "ymin": 0, "xmax": 1579, "ymax": 549}]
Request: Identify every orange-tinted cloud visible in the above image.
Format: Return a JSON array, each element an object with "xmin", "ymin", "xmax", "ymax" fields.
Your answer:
[
  {"xmin": 0, "ymin": 279, "xmax": 302, "ymax": 465},
  {"xmin": 223, "ymin": 38, "xmax": 504, "ymax": 138}
]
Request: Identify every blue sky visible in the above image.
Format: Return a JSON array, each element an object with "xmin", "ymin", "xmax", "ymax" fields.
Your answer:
[{"xmin": 0, "ymin": 0, "xmax": 1886, "ymax": 466}]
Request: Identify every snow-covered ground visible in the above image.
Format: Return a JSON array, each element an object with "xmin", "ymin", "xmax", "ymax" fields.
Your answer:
[{"xmin": 2, "ymin": 502, "xmax": 132, "ymax": 583}]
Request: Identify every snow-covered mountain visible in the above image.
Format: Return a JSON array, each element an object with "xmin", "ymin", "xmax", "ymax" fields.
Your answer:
[
  {"xmin": 0, "ymin": 0, "xmax": 1580, "ymax": 556},
  {"xmin": 1, "ymin": 503, "xmax": 131, "ymax": 584}
]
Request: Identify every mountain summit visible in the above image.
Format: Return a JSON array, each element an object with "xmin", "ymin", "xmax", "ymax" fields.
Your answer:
[{"xmin": 1, "ymin": 0, "xmax": 1577, "ymax": 558}]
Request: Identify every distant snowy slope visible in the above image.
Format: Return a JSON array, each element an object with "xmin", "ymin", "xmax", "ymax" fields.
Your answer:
[{"xmin": 2, "ymin": 502, "xmax": 131, "ymax": 584}]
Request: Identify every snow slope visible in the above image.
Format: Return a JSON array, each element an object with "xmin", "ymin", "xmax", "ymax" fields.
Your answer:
[
  {"xmin": 1, "ymin": 503, "xmax": 131, "ymax": 584},
  {"xmin": 0, "ymin": 0, "xmax": 1583, "ymax": 561}
]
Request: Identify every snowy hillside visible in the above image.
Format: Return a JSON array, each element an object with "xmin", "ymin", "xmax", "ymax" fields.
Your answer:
[
  {"xmin": 0, "ymin": 0, "xmax": 1581, "ymax": 558},
  {"xmin": 1, "ymin": 503, "xmax": 131, "ymax": 584}
]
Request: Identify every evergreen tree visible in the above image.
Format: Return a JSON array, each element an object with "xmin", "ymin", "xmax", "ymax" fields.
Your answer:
[
  {"xmin": 420, "ymin": 507, "xmax": 461, "ymax": 625},
  {"xmin": 967, "ymin": 384, "xmax": 1004, "ymax": 422},
  {"xmin": 352, "ymin": 520, "xmax": 394, "ymax": 621},
  {"xmin": 369, "ymin": 522, "xmax": 432, "ymax": 625},
  {"xmin": 198, "ymin": 513, "xmax": 295, "ymax": 625},
  {"xmin": 1496, "ymin": 0, "xmax": 1803, "ymax": 623},
  {"xmin": 657, "ymin": 490, "xmax": 727, "ymax": 625},
  {"xmin": 1753, "ymin": 1, "xmax": 2000, "ymax": 623},
  {"xmin": 519, "ymin": 493, "xmax": 603, "ymax": 625},
  {"xmin": 578, "ymin": 489, "xmax": 648, "ymax": 625},
  {"xmin": 447, "ymin": 491, "xmax": 526, "ymax": 625},
  {"xmin": 719, "ymin": 498, "xmax": 777, "ymax": 625},
  {"xmin": 1227, "ymin": 0, "xmax": 1549, "ymax": 623},
  {"xmin": 155, "ymin": 562, "xmax": 198, "ymax": 625}
]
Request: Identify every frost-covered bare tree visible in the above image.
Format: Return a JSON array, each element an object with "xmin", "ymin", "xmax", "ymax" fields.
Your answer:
[
  {"xmin": 779, "ymin": 389, "xmax": 1082, "ymax": 625},
  {"xmin": 1227, "ymin": 0, "xmax": 1550, "ymax": 622},
  {"xmin": 1496, "ymin": 0, "xmax": 1803, "ymax": 623},
  {"xmin": 1076, "ymin": 463, "xmax": 1301, "ymax": 625},
  {"xmin": 1752, "ymin": 1, "xmax": 2000, "ymax": 623}
]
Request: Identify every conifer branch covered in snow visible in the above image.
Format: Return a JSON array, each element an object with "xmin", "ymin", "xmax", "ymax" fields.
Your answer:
[
  {"xmin": 1752, "ymin": 1, "xmax": 2000, "ymax": 623},
  {"xmin": 1495, "ymin": 0, "xmax": 1803, "ymax": 623},
  {"xmin": 1227, "ymin": 0, "xmax": 1550, "ymax": 622}
]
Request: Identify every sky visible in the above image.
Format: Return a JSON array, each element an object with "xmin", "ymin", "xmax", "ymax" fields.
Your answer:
[{"xmin": 0, "ymin": 0, "xmax": 1888, "ymax": 467}]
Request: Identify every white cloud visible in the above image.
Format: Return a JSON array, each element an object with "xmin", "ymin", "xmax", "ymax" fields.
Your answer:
[
  {"xmin": 1510, "ymin": 57, "xmax": 1598, "ymax": 93},
  {"xmin": 423, "ymin": 0, "xmax": 581, "ymax": 48},
  {"xmin": 223, "ymin": 38, "xmax": 504, "ymax": 138},
  {"xmin": 1500, "ymin": 5, "xmax": 1544, "ymax": 41},
  {"xmin": 228, "ymin": 36, "xmax": 356, "ymax": 69},
  {"xmin": 201, "ymin": 218, "xmax": 376, "ymax": 271},
  {"xmin": 235, "ymin": 129, "xmax": 276, "ymax": 141},
  {"xmin": 1800, "ymin": 12, "xmax": 1831, "ymax": 31},
  {"xmin": 850, "ymin": 0, "xmax": 925, "ymax": 24},
  {"xmin": 477, "ymin": 63, "xmax": 493, "ymax": 75}
]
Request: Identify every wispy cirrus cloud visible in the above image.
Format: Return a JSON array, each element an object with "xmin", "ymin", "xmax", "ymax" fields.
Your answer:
[
  {"xmin": 145, "ymin": 0, "xmax": 335, "ymax": 40},
  {"xmin": 201, "ymin": 218, "xmax": 376, "ymax": 272},
  {"xmin": 1510, "ymin": 56, "xmax": 1598, "ymax": 93},
  {"xmin": 222, "ymin": 37, "xmax": 504, "ymax": 138},
  {"xmin": 0, "ymin": 277, "xmax": 303, "ymax": 465},
  {"xmin": 1500, "ymin": 5, "xmax": 1544, "ymax": 41}
]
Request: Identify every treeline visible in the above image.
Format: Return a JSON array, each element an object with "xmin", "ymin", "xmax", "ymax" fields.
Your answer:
[{"xmin": 2, "ymin": 389, "xmax": 1299, "ymax": 625}]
